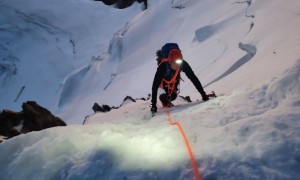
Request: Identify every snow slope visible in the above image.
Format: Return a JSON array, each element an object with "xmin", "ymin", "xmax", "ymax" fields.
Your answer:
[
  {"xmin": 0, "ymin": 0, "xmax": 141, "ymax": 119},
  {"xmin": 0, "ymin": 0, "xmax": 300, "ymax": 179}
]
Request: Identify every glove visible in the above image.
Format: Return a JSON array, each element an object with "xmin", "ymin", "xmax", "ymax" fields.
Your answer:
[
  {"xmin": 201, "ymin": 93, "xmax": 209, "ymax": 101},
  {"xmin": 150, "ymin": 104, "xmax": 157, "ymax": 113}
]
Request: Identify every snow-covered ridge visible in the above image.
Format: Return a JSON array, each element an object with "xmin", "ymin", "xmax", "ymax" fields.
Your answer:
[
  {"xmin": 0, "ymin": 0, "xmax": 300, "ymax": 179},
  {"xmin": 1, "ymin": 61, "xmax": 299, "ymax": 179}
]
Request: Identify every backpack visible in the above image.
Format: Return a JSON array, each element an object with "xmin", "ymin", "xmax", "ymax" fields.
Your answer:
[
  {"xmin": 156, "ymin": 43, "xmax": 180, "ymax": 64},
  {"xmin": 161, "ymin": 43, "xmax": 180, "ymax": 58}
]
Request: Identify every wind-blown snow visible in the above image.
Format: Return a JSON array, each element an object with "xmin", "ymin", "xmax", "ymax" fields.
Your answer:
[{"xmin": 0, "ymin": 0, "xmax": 300, "ymax": 179}]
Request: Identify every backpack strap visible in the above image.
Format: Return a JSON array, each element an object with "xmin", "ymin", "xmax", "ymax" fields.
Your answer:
[{"xmin": 159, "ymin": 58, "xmax": 169, "ymax": 65}]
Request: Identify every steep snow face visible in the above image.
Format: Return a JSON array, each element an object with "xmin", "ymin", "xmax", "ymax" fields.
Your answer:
[
  {"xmin": 0, "ymin": 61, "xmax": 299, "ymax": 179},
  {"xmin": 0, "ymin": 0, "xmax": 300, "ymax": 179},
  {"xmin": 0, "ymin": 6, "xmax": 74, "ymax": 110},
  {"xmin": 0, "ymin": 0, "xmax": 141, "ymax": 119},
  {"xmin": 1, "ymin": 0, "xmax": 300, "ymax": 124}
]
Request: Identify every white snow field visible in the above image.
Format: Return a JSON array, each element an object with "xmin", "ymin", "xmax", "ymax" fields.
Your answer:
[{"xmin": 0, "ymin": 0, "xmax": 300, "ymax": 179}]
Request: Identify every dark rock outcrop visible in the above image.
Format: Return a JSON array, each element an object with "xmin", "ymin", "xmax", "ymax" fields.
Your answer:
[
  {"xmin": 0, "ymin": 110, "xmax": 22, "ymax": 138},
  {"xmin": 91, "ymin": 94, "xmax": 195, "ymax": 114},
  {"xmin": 0, "ymin": 101, "xmax": 66, "ymax": 142},
  {"xmin": 95, "ymin": 0, "xmax": 148, "ymax": 10},
  {"xmin": 92, "ymin": 103, "xmax": 111, "ymax": 113},
  {"xmin": 92, "ymin": 94, "xmax": 151, "ymax": 113},
  {"xmin": 21, "ymin": 101, "xmax": 66, "ymax": 133}
]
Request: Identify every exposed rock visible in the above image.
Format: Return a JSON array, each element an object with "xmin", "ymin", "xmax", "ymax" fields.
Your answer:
[
  {"xmin": 85, "ymin": 94, "xmax": 196, "ymax": 125},
  {"xmin": 0, "ymin": 101, "xmax": 66, "ymax": 142},
  {"xmin": 95, "ymin": 0, "xmax": 148, "ymax": 10},
  {"xmin": 91, "ymin": 94, "xmax": 151, "ymax": 114},
  {"xmin": 92, "ymin": 103, "xmax": 111, "ymax": 113},
  {"xmin": 91, "ymin": 94, "xmax": 194, "ymax": 114},
  {"xmin": 0, "ymin": 110, "xmax": 22, "ymax": 138},
  {"xmin": 21, "ymin": 101, "xmax": 66, "ymax": 133},
  {"xmin": 99, "ymin": 0, "xmax": 115, "ymax": 6}
]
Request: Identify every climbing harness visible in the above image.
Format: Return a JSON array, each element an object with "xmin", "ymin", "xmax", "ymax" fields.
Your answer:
[{"xmin": 159, "ymin": 58, "xmax": 181, "ymax": 97}]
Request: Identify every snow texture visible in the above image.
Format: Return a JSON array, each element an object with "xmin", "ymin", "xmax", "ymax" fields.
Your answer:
[{"xmin": 0, "ymin": 0, "xmax": 300, "ymax": 179}]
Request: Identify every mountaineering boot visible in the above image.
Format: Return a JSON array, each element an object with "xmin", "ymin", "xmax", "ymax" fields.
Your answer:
[
  {"xmin": 162, "ymin": 101, "xmax": 174, "ymax": 108},
  {"xmin": 159, "ymin": 94, "xmax": 175, "ymax": 108}
]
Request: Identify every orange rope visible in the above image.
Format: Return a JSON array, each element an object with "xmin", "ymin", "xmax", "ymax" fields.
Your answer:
[{"xmin": 163, "ymin": 108, "xmax": 200, "ymax": 180}]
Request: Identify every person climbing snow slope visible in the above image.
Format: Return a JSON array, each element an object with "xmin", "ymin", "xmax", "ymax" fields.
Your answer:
[{"xmin": 151, "ymin": 43, "xmax": 209, "ymax": 113}]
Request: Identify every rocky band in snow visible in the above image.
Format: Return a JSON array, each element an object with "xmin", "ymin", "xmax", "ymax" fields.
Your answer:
[{"xmin": 0, "ymin": 101, "xmax": 66, "ymax": 143}]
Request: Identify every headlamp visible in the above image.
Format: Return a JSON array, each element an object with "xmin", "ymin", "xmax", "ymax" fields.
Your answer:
[{"xmin": 175, "ymin": 59, "xmax": 183, "ymax": 64}]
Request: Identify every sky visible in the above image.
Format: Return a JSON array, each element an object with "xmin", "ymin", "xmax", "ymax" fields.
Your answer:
[{"xmin": 0, "ymin": 0, "xmax": 300, "ymax": 179}]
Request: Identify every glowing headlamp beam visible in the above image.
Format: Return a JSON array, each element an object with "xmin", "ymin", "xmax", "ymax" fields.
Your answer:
[{"xmin": 175, "ymin": 59, "xmax": 183, "ymax": 64}]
